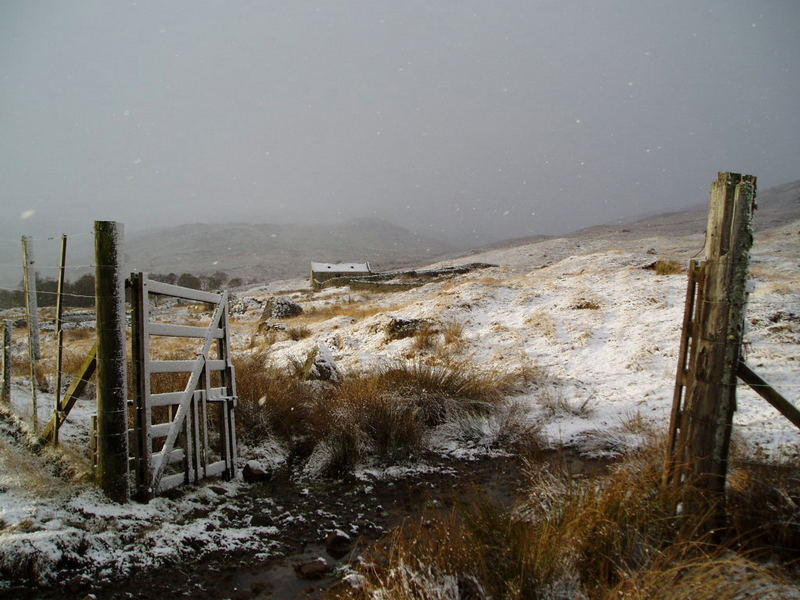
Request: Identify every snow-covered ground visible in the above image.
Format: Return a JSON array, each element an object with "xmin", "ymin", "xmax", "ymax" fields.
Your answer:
[
  {"xmin": 1, "ymin": 216, "xmax": 798, "ymax": 587},
  {"xmin": 253, "ymin": 219, "xmax": 799, "ymax": 456}
]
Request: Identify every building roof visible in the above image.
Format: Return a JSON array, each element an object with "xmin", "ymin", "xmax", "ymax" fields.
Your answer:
[{"xmin": 310, "ymin": 262, "xmax": 371, "ymax": 273}]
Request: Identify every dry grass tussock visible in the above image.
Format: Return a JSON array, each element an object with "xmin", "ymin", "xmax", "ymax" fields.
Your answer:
[
  {"xmin": 330, "ymin": 441, "xmax": 800, "ymax": 600},
  {"xmin": 441, "ymin": 321, "xmax": 464, "ymax": 346},
  {"xmin": 286, "ymin": 325, "xmax": 311, "ymax": 341},
  {"xmin": 300, "ymin": 301, "xmax": 402, "ymax": 324},
  {"xmin": 395, "ymin": 321, "xmax": 467, "ymax": 355},
  {"xmin": 726, "ymin": 451, "xmax": 800, "ymax": 559},
  {"xmin": 12, "ymin": 342, "xmax": 97, "ymax": 395},
  {"xmin": 234, "ymin": 354, "xmax": 539, "ymax": 475},
  {"xmin": 0, "ymin": 436, "xmax": 71, "ymax": 497},
  {"xmin": 412, "ymin": 322, "xmax": 439, "ymax": 351},
  {"xmin": 571, "ymin": 298, "xmax": 601, "ymax": 310},
  {"xmin": 654, "ymin": 259, "xmax": 684, "ymax": 275},
  {"xmin": 0, "ymin": 406, "xmax": 91, "ymax": 499},
  {"xmin": 63, "ymin": 327, "xmax": 94, "ymax": 341},
  {"xmin": 60, "ymin": 347, "xmax": 94, "ymax": 376},
  {"xmin": 537, "ymin": 388, "xmax": 594, "ymax": 418},
  {"xmin": 525, "ymin": 310, "xmax": 558, "ymax": 340},
  {"xmin": 607, "ymin": 551, "xmax": 800, "ymax": 600}
]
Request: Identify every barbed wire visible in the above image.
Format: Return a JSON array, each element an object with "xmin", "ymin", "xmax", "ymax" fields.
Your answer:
[
  {"xmin": 34, "ymin": 265, "xmax": 96, "ymax": 270},
  {"xmin": 0, "ymin": 287, "xmax": 97, "ymax": 299},
  {"xmin": 20, "ymin": 231, "xmax": 95, "ymax": 241},
  {"xmin": 0, "ymin": 262, "xmax": 96, "ymax": 269}
]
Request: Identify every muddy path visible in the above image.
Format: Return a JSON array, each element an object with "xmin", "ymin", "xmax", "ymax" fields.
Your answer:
[{"xmin": 5, "ymin": 452, "xmax": 606, "ymax": 600}]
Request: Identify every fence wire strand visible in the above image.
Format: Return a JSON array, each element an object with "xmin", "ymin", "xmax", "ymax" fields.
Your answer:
[{"xmin": 0, "ymin": 287, "xmax": 97, "ymax": 299}]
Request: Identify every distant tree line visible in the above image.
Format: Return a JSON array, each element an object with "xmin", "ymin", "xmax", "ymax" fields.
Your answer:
[
  {"xmin": 0, "ymin": 274, "xmax": 96, "ymax": 309},
  {"xmin": 149, "ymin": 270, "xmax": 242, "ymax": 291},
  {"xmin": 0, "ymin": 271, "xmax": 242, "ymax": 309}
]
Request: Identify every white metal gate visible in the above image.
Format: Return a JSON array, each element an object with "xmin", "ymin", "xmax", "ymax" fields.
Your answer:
[{"xmin": 130, "ymin": 274, "xmax": 237, "ymax": 500}]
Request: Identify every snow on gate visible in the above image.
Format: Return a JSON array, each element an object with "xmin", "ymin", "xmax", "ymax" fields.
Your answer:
[{"xmin": 130, "ymin": 273, "xmax": 238, "ymax": 500}]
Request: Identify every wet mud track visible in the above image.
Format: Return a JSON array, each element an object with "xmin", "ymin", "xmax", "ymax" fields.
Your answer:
[{"xmin": 6, "ymin": 452, "xmax": 606, "ymax": 600}]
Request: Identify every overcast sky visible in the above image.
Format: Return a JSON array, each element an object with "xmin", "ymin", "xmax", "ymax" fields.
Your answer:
[{"xmin": 2, "ymin": 1, "xmax": 799, "ymax": 272}]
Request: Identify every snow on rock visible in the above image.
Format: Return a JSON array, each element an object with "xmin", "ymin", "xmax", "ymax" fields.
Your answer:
[
  {"xmin": 260, "ymin": 296, "xmax": 304, "ymax": 320},
  {"xmin": 303, "ymin": 342, "xmax": 341, "ymax": 382}
]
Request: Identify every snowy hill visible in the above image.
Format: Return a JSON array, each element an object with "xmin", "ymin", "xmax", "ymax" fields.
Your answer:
[
  {"xmin": 238, "ymin": 204, "xmax": 799, "ymax": 456},
  {"xmin": 122, "ymin": 217, "xmax": 454, "ymax": 284}
]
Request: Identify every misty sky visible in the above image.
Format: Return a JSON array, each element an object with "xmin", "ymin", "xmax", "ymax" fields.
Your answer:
[{"xmin": 2, "ymin": 1, "xmax": 799, "ymax": 270}]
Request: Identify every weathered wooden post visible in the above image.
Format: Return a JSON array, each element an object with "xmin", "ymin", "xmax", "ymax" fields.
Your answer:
[
  {"xmin": 21, "ymin": 236, "xmax": 40, "ymax": 430},
  {"xmin": 20, "ymin": 236, "xmax": 40, "ymax": 360},
  {"xmin": 1, "ymin": 321, "xmax": 10, "ymax": 403},
  {"xmin": 680, "ymin": 172, "xmax": 756, "ymax": 519},
  {"xmin": 53, "ymin": 234, "xmax": 68, "ymax": 446},
  {"xmin": 130, "ymin": 272, "xmax": 153, "ymax": 501},
  {"xmin": 94, "ymin": 221, "xmax": 130, "ymax": 502}
]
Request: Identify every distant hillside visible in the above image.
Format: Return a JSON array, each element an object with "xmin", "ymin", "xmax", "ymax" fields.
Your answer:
[
  {"xmin": 464, "ymin": 177, "xmax": 800, "ymax": 254},
  {"xmin": 123, "ymin": 217, "xmax": 454, "ymax": 284}
]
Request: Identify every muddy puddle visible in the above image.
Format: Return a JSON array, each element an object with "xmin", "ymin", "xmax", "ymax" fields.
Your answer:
[{"xmin": 6, "ymin": 451, "xmax": 607, "ymax": 600}]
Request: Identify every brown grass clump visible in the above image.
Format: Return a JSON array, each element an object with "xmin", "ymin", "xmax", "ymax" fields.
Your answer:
[
  {"xmin": 286, "ymin": 325, "xmax": 312, "ymax": 341},
  {"xmin": 234, "ymin": 356, "xmax": 536, "ymax": 475},
  {"xmin": 65, "ymin": 327, "xmax": 94, "ymax": 341},
  {"xmin": 654, "ymin": 259, "xmax": 684, "ymax": 275},
  {"xmin": 442, "ymin": 321, "xmax": 464, "ymax": 346},
  {"xmin": 537, "ymin": 388, "xmax": 594, "ymax": 418},
  {"xmin": 571, "ymin": 299, "xmax": 601, "ymax": 310},
  {"xmin": 525, "ymin": 310, "xmax": 557, "ymax": 340},
  {"xmin": 60, "ymin": 348, "xmax": 91, "ymax": 376},
  {"xmin": 0, "ymin": 436, "xmax": 72, "ymax": 496},
  {"xmin": 412, "ymin": 322, "xmax": 439, "ymax": 351},
  {"xmin": 232, "ymin": 353, "xmax": 315, "ymax": 442},
  {"xmin": 606, "ymin": 550, "xmax": 799, "ymax": 600},
  {"xmin": 302, "ymin": 302, "xmax": 401, "ymax": 324},
  {"xmin": 330, "ymin": 441, "xmax": 800, "ymax": 600},
  {"xmin": 727, "ymin": 454, "xmax": 800, "ymax": 558}
]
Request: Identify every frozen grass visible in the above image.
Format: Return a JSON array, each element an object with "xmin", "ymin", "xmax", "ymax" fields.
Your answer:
[
  {"xmin": 441, "ymin": 321, "xmax": 465, "ymax": 347},
  {"xmin": 537, "ymin": 388, "xmax": 594, "ymax": 418},
  {"xmin": 0, "ymin": 405, "xmax": 91, "ymax": 492},
  {"xmin": 234, "ymin": 354, "xmax": 538, "ymax": 475},
  {"xmin": 608, "ymin": 551, "xmax": 800, "ymax": 600},
  {"xmin": 524, "ymin": 310, "xmax": 558, "ymax": 340},
  {"xmin": 331, "ymin": 440, "xmax": 800, "ymax": 599}
]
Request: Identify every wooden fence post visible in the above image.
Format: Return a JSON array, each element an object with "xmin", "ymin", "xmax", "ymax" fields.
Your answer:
[
  {"xmin": 681, "ymin": 172, "xmax": 756, "ymax": 517},
  {"xmin": 20, "ymin": 236, "xmax": 40, "ymax": 360},
  {"xmin": 94, "ymin": 221, "xmax": 130, "ymax": 502},
  {"xmin": 1, "ymin": 321, "xmax": 10, "ymax": 403},
  {"xmin": 21, "ymin": 236, "xmax": 40, "ymax": 430},
  {"xmin": 130, "ymin": 272, "xmax": 153, "ymax": 501},
  {"xmin": 53, "ymin": 234, "xmax": 67, "ymax": 446}
]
